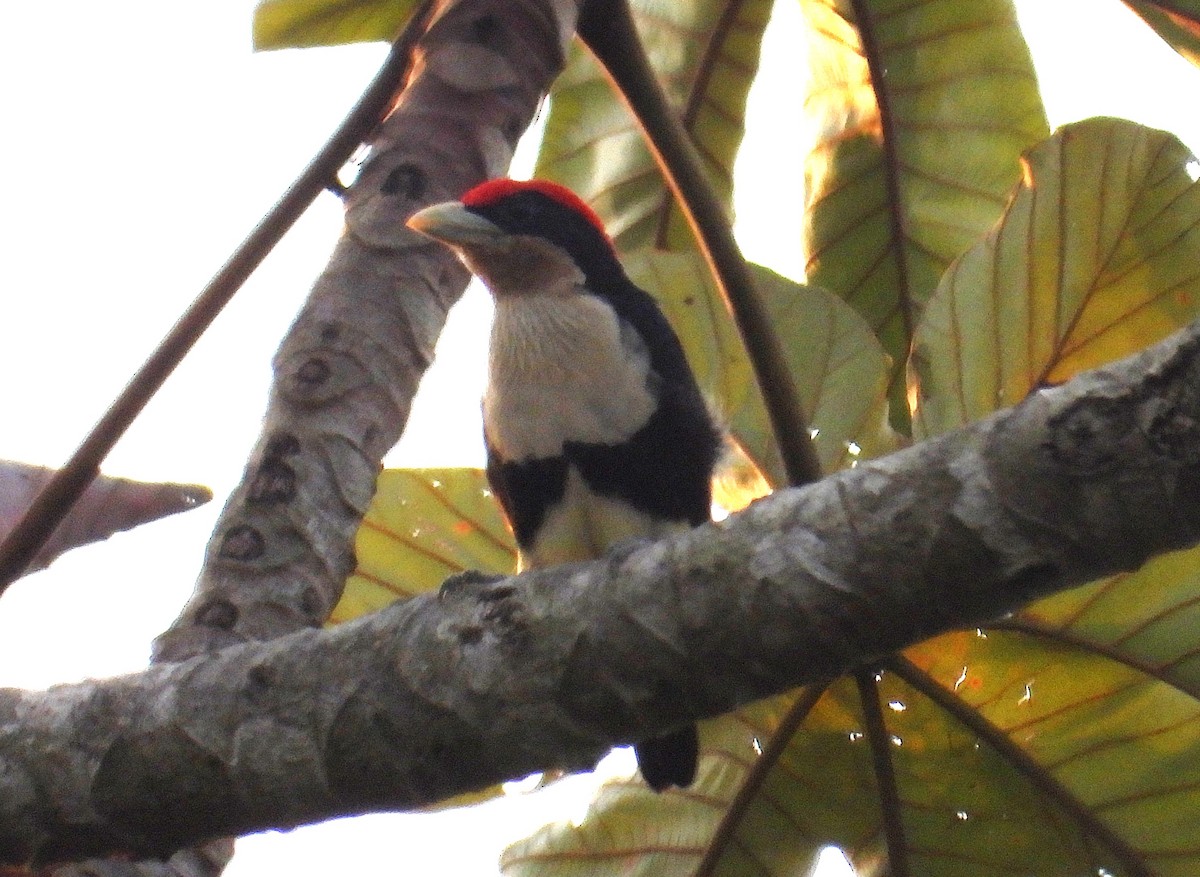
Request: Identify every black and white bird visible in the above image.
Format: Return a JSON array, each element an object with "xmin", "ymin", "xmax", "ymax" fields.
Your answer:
[{"xmin": 407, "ymin": 178, "xmax": 721, "ymax": 791}]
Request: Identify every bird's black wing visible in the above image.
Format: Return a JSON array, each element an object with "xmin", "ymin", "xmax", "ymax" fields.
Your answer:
[
  {"xmin": 566, "ymin": 277, "xmax": 721, "ymax": 527},
  {"xmin": 484, "ymin": 428, "xmax": 569, "ymax": 553},
  {"xmin": 565, "ymin": 385, "xmax": 718, "ymax": 527}
]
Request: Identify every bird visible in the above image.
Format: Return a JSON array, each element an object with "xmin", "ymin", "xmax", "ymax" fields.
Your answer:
[{"xmin": 406, "ymin": 178, "xmax": 721, "ymax": 792}]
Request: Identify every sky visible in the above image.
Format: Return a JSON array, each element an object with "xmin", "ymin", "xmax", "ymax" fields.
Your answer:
[{"xmin": 0, "ymin": 0, "xmax": 1199, "ymax": 874}]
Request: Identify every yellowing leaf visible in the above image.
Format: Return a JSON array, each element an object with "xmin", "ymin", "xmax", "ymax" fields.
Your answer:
[
  {"xmin": 535, "ymin": 0, "xmax": 773, "ymax": 252},
  {"xmin": 331, "ymin": 468, "xmax": 515, "ymax": 624},
  {"xmin": 1013, "ymin": 543, "xmax": 1200, "ymax": 702},
  {"xmin": 911, "ymin": 117, "xmax": 1200, "ymax": 438},
  {"xmin": 252, "ymin": 0, "xmax": 419, "ymax": 50},
  {"xmin": 897, "ymin": 631, "xmax": 1200, "ymax": 874},
  {"xmin": 801, "ymin": 0, "xmax": 1049, "ymax": 428},
  {"xmin": 697, "ymin": 673, "xmax": 1136, "ymax": 877}
]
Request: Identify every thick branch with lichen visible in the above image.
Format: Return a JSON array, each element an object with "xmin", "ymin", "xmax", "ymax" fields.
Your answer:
[{"xmin": 5, "ymin": 319, "xmax": 1200, "ymax": 866}]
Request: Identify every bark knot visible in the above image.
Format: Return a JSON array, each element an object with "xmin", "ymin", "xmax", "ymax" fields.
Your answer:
[
  {"xmin": 1046, "ymin": 397, "xmax": 1128, "ymax": 474},
  {"xmin": 219, "ymin": 526, "xmax": 265, "ymax": 561}
]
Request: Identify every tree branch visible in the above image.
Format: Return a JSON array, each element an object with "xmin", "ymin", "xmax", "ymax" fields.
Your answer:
[
  {"xmin": 152, "ymin": 0, "xmax": 575, "ymax": 662},
  {"xmin": 4, "ymin": 317, "xmax": 1200, "ymax": 866}
]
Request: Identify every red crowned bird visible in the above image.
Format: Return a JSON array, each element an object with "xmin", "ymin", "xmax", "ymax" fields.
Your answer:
[{"xmin": 407, "ymin": 178, "xmax": 721, "ymax": 791}]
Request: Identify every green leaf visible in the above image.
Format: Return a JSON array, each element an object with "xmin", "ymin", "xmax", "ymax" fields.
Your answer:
[
  {"xmin": 801, "ymin": 0, "xmax": 1049, "ymax": 428},
  {"xmin": 502, "ymin": 673, "xmax": 1142, "ymax": 876},
  {"xmin": 622, "ymin": 251, "xmax": 896, "ymax": 484},
  {"xmin": 252, "ymin": 0, "xmax": 418, "ymax": 50},
  {"xmin": 331, "ymin": 468, "xmax": 515, "ymax": 624},
  {"xmin": 535, "ymin": 0, "xmax": 773, "ymax": 252},
  {"xmin": 910, "ymin": 117, "xmax": 1200, "ymax": 439},
  {"xmin": 894, "ymin": 630, "xmax": 1200, "ymax": 874},
  {"xmin": 1013, "ymin": 544, "xmax": 1200, "ymax": 700},
  {"xmin": 1123, "ymin": 1, "xmax": 1200, "ymax": 67}
]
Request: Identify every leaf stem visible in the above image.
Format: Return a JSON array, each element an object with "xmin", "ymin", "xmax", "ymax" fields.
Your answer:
[
  {"xmin": 856, "ymin": 668, "xmax": 911, "ymax": 877},
  {"xmin": 694, "ymin": 682, "xmax": 831, "ymax": 877},
  {"xmin": 0, "ymin": 0, "xmax": 437, "ymax": 594},
  {"xmin": 577, "ymin": 0, "xmax": 821, "ymax": 488}
]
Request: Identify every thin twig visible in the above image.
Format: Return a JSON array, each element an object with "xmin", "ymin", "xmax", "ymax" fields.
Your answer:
[
  {"xmin": 0, "ymin": 0, "xmax": 437, "ymax": 594},
  {"xmin": 577, "ymin": 0, "xmax": 822, "ymax": 488}
]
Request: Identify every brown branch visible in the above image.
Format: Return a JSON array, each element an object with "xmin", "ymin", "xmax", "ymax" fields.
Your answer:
[
  {"xmin": 577, "ymin": 0, "xmax": 822, "ymax": 487},
  {"xmin": 4, "ymin": 316, "xmax": 1200, "ymax": 865}
]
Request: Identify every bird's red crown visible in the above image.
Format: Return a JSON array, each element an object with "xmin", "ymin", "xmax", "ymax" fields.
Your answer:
[{"xmin": 462, "ymin": 179, "xmax": 609, "ymax": 239}]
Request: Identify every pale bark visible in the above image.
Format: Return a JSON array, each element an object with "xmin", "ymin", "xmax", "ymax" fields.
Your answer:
[
  {"xmin": 152, "ymin": 0, "xmax": 577, "ymax": 663},
  {"xmin": 4, "ymin": 319, "xmax": 1199, "ymax": 866}
]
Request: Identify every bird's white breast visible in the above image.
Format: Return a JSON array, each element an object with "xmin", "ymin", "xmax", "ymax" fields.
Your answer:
[{"xmin": 484, "ymin": 291, "xmax": 658, "ymax": 461}]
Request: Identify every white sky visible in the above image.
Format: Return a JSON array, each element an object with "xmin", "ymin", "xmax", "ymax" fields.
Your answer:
[{"xmin": 0, "ymin": 0, "xmax": 1198, "ymax": 874}]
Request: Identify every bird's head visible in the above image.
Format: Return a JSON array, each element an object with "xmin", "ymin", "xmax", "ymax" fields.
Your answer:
[{"xmin": 406, "ymin": 179, "xmax": 620, "ymax": 297}]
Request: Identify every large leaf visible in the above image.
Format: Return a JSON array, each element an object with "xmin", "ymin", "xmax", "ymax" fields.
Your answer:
[
  {"xmin": 535, "ymin": 0, "xmax": 773, "ymax": 252},
  {"xmin": 512, "ymin": 116, "xmax": 1200, "ymax": 876},
  {"xmin": 890, "ymin": 630, "xmax": 1200, "ymax": 875},
  {"xmin": 330, "ymin": 468, "xmax": 515, "ymax": 624},
  {"xmin": 252, "ymin": 0, "xmax": 419, "ymax": 50},
  {"xmin": 705, "ymin": 672, "xmax": 1134, "ymax": 876},
  {"xmin": 501, "ymin": 687, "xmax": 842, "ymax": 877},
  {"xmin": 874, "ymin": 116, "xmax": 1200, "ymax": 874},
  {"xmin": 801, "ymin": 0, "xmax": 1049, "ymax": 426},
  {"xmin": 509, "ymin": 634, "xmax": 1200, "ymax": 875},
  {"xmin": 1012, "ymin": 545, "xmax": 1200, "ymax": 698},
  {"xmin": 622, "ymin": 251, "xmax": 895, "ymax": 484},
  {"xmin": 910, "ymin": 117, "xmax": 1200, "ymax": 439},
  {"xmin": 503, "ymin": 672, "xmax": 1139, "ymax": 876},
  {"xmin": 1123, "ymin": 1, "xmax": 1200, "ymax": 67}
]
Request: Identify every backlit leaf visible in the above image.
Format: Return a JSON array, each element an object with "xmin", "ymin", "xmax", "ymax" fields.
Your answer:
[
  {"xmin": 1009, "ymin": 542, "xmax": 1200, "ymax": 704},
  {"xmin": 504, "ymin": 672, "xmax": 1139, "ymax": 876},
  {"xmin": 894, "ymin": 631, "xmax": 1200, "ymax": 874},
  {"xmin": 911, "ymin": 117, "xmax": 1200, "ymax": 438},
  {"xmin": 535, "ymin": 0, "xmax": 773, "ymax": 252},
  {"xmin": 331, "ymin": 468, "xmax": 515, "ymax": 624},
  {"xmin": 501, "ymin": 688, "xmax": 839, "ymax": 877},
  {"xmin": 252, "ymin": 0, "xmax": 419, "ymax": 50},
  {"xmin": 702, "ymin": 674, "xmax": 1129, "ymax": 877},
  {"xmin": 801, "ymin": 0, "xmax": 1049, "ymax": 427}
]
